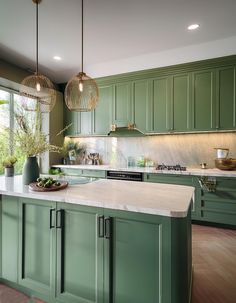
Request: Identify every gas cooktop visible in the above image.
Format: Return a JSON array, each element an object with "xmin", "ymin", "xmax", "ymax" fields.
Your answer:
[{"xmin": 156, "ymin": 164, "xmax": 187, "ymax": 171}]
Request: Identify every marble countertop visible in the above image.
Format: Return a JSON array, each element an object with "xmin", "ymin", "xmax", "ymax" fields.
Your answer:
[
  {"xmin": 0, "ymin": 176, "xmax": 194, "ymax": 218},
  {"xmin": 53, "ymin": 164, "xmax": 236, "ymax": 177}
]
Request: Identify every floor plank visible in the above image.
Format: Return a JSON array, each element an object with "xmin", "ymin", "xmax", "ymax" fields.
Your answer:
[{"xmin": 192, "ymin": 224, "xmax": 236, "ymax": 303}]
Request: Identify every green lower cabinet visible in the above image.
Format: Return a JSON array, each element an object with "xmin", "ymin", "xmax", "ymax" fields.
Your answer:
[
  {"xmin": 103, "ymin": 208, "xmax": 192, "ymax": 303},
  {"xmin": 18, "ymin": 198, "xmax": 56, "ymax": 301},
  {"xmin": 1, "ymin": 196, "xmax": 19, "ymax": 283},
  {"xmin": 199, "ymin": 177, "xmax": 236, "ymax": 226},
  {"xmin": 56, "ymin": 203, "xmax": 104, "ymax": 303},
  {"xmin": 0, "ymin": 195, "xmax": 192, "ymax": 303},
  {"xmin": 144, "ymin": 173, "xmax": 201, "ymax": 220}
]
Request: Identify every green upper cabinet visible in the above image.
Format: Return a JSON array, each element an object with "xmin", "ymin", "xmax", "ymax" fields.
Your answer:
[
  {"xmin": 152, "ymin": 76, "xmax": 170, "ymax": 132},
  {"xmin": 113, "ymin": 82, "xmax": 133, "ymax": 127},
  {"xmin": 133, "ymin": 79, "xmax": 152, "ymax": 133},
  {"xmin": 191, "ymin": 69, "xmax": 216, "ymax": 131},
  {"xmin": 56, "ymin": 203, "xmax": 104, "ymax": 303},
  {"xmin": 63, "ymin": 56, "xmax": 236, "ymax": 136},
  {"xmin": 64, "ymin": 106, "xmax": 81, "ymax": 136},
  {"xmin": 18, "ymin": 198, "xmax": 56, "ymax": 300},
  {"xmin": 216, "ymin": 66, "xmax": 236, "ymax": 130},
  {"xmin": 80, "ymin": 111, "xmax": 93, "ymax": 135},
  {"xmin": 171, "ymin": 73, "xmax": 191, "ymax": 132},
  {"xmin": 93, "ymin": 85, "xmax": 113, "ymax": 135}
]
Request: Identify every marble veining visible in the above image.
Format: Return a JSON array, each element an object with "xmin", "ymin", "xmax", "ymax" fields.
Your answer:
[{"xmin": 0, "ymin": 176, "xmax": 194, "ymax": 218}]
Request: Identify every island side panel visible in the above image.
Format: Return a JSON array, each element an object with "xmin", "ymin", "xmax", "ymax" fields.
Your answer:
[
  {"xmin": 170, "ymin": 207, "xmax": 192, "ymax": 303},
  {"xmin": 103, "ymin": 207, "xmax": 192, "ymax": 303}
]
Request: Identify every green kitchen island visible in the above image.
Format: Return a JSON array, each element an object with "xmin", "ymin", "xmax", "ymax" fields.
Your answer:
[{"xmin": 0, "ymin": 176, "xmax": 194, "ymax": 303}]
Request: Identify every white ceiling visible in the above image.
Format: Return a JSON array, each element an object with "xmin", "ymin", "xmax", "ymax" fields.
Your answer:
[{"xmin": 1, "ymin": 0, "xmax": 236, "ymax": 84}]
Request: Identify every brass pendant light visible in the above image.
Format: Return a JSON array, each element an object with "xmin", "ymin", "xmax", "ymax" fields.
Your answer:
[
  {"xmin": 20, "ymin": 0, "xmax": 56, "ymax": 113},
  {"xmin": 65, "ymin": 0, "xmax": 99, "ymax": 112}
]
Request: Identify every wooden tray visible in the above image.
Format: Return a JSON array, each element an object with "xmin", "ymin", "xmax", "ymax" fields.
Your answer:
[{"xmin": 29, "ymin": 181, "xmax": 68, "ymax": 192}]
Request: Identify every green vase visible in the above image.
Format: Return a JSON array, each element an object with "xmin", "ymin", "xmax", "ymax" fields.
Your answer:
[{"xmin": 22, "ymin": 156, "xmax": 40, "ymax": 185}]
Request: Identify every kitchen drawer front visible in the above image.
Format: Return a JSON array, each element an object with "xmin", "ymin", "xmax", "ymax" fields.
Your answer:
[
  {"xmin": 200, "ymin": 209, "xmax": 236, "ymax": 226},
  {"xmin": 202, "ymin": 189, "xmax": 236, "ymax": 201},
  {"xmin": 201, "ymin": 199, "xmax": 236, "ymax": 212},
  {"xmin": 144, "ymin": 173, "xmax": 193, "ymax": 186},
  {"xmin": 82, "ymin": 169, "xmax": 106, "ymax": 178},
  {"xmin": 60, "ymin": 168, "xmax": 83, "ymax": 176}
]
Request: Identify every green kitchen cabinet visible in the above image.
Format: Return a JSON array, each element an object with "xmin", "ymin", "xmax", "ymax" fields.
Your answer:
[
  {"xmin": 152, "ymin": 76, "xmax": 171, "ymax": 132},
  {"xmin": 18, "ymin": 198, "xmax": 56, "ymax": 300},
  {"xmin": 1, "ymin": 195, "xmax": 19, "ymax": 283},
  {"xmin": 64, "ymin": 105, "xmax": 81, "ymax": 136},
  {"xmin": 171, "ymin": 73, "xmax": 191, "ymax": 131},
  {"xmin": 56, "ymin": 203, "xmax": 104, "ymax": 303},
  {"xmin": 80, "ymin": 111, "xmax": 92, "ymax": 135},
  {"xmin": 113, "ymin": 82, "xmax": 133, "ymax": 127},
  {"xmin": 198, "ymin": 177, "xmax": 236, "ymax": 226},
  {"xmin": 93, "ymin": 85, "xmax": 113, "ymax": 135},
  {"xmin": 133, "ymin": 79, "xmax": 152, "ymax": 133},
  {"xmin": 144, "ymin": 173, "xmax": 201, "ymax": 220},
  {"xmin": 191, "ymin": 69, "xmax": 216, "ymax": 131},
  {"xmin": 216, "ymin": 66, "xmax": 236, "ymax": 130},
  {"xmin": 103, "ymin": 208, "xmax": 192, "ymax": 303}
]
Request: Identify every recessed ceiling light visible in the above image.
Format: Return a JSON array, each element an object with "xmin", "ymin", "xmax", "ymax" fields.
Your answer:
[
  {"xmin": 53, "ymin": 56, "xmax": 62, "ymax": 61},
  {"xmin": 187, "ymin": 24, "xmax": 200, "ymax": 31}
]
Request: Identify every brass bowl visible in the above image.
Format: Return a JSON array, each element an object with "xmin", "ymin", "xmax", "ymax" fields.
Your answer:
[{"xmin": 215, "ymin": 158, "xmax": 236, "ymax": 170}]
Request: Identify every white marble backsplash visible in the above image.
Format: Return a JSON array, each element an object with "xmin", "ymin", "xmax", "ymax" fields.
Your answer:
[{"xmin": 67, "ymin": 132, "xmax": 236, "ymax": 168}]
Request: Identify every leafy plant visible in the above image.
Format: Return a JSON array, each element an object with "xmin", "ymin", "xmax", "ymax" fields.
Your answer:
[
  {"xmin": 14, "ymin": 106, "xmax": 62, "ymax": 157},
  {"xmin": 2, "ymin": 156, "xmax": 17, "ymax": 168}
]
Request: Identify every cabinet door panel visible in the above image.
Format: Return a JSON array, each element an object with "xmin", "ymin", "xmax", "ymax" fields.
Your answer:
[
  {"xmin": 93, "ymin": 85, "xmax": 113, "ymax": 135},
  {"xmin": 19, "ymin": 199, "xmax": 56, "ymax": 297},
  {"xmin": 172, "ymin": 74, "xmax": 190, "ymax": 131},
  {"xmin": 1, "ymin": 196, "xmax": 19, "ymax": 282},
  {"xmin": 104, "ymin": 211, "xmax": 162, "ymax": 303},
  {"xmin": 56, "ymin": 204, "xmax": 103, "ymax": 303},
  {"xmin": 81, "ymin": 112, "xmax": 92, "ymax": 135},
  {"xmin": 64, "ymin": 105, "xmax": 81, "ymax": 136},
  {"xmin": 217, "ymin": 67, "xmax": 236, "ymax": 129},
  {"xmin": 153, "ymin": 77, "xmax": 170, "ymax": 132},
  {"xmin": 113, "ymin": 82, "xmax": 132, "ymax": 126},
  {"xmin": 192, "ymin": 70, "xmax": 215, "ymax": 130},
  {"xmin": 133, "ymin": 80, "xmax": 151, "ymax": 133}
]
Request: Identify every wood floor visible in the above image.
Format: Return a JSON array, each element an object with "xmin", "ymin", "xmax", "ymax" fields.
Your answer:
[{"xmin": 192, "ymin": 224, "xmax": 236, "ymax": 303}]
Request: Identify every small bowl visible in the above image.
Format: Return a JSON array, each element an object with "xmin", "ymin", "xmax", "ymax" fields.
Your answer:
[{"xmin": 215, "ymin": 158, "xmax": 236, "ymax": 170}]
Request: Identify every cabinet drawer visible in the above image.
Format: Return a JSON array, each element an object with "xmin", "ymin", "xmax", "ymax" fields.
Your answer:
[
  {"xmin": 202, "ymin": 189, "xmax": 236, "ymax": 201},
  {"xmin": 60, "ymin": 168, "xmax": 83, "ymax": 176},
  {"xmin": 145, "ymin": 173, "xmax": 193, "ymax": 186},
  {"xmin": 200, "ymin": 209, "xmax": 236, "ymax": 226},
  {"xmin": 82, "ymin": 169, "xmax": 106, "ymax": 178},
  {"xmin": 201, "ymin": 199, "xmax": 236, "ymax": 212}
]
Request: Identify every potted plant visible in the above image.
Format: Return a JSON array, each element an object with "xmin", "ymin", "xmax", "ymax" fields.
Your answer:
[
  {"xmin": 61, "ymin": 139, "xmax": 86, "ymax": 164},
  {"xmin": 13, "ymin": 106, "xmax": 62, "ymax": 184},
  {"xmin": 2, "ymin": 156, "xmax": 17, "ymax": 177}
]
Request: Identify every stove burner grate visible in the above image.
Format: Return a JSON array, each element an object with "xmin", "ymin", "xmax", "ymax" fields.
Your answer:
[{"xmin": 156, "ymin": 164, "xmax": 187, "ymax": 171}]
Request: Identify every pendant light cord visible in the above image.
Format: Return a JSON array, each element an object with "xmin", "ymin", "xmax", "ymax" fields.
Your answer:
[
  {"xmin": 36, "ymin": 1, "xmax": 39, "ymax": 75},
  {"xmin": 81, "ymin": 0, "xmax": 84, "ymax": 73}
]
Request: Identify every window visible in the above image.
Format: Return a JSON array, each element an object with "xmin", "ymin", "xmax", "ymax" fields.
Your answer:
[{"xmin": 0, "ymin": 87, "xmax": 36, "ymax": 175}]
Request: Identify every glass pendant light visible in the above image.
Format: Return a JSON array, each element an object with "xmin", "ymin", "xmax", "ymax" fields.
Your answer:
[
  {"xmin": 20, "ymin": 0, "xmax": 56, "ymax": 113},
  {"xmin": 65, "ymin": 0, "xmax": 99, "ymax": 112}
]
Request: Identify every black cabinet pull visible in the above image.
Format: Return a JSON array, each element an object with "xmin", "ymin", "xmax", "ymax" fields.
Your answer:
[
  {"xmin": 104, "ymin": 217, "xmax": 112, "ymax": 239},
  {"xmin": 49, "ymin": 208, "xmax": 55, "ymax": 229},
  {"xmin": 98, "ymin": 215, "xmax": 104, "ymax": 238},
  {"xmin": 56, "ymin": 209, "xmax": 64, "ymax": 229}
]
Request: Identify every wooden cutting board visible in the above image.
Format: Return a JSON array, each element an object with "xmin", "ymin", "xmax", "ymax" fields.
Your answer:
[{"xmin": 29, "ymin": 181, "xmax": 68, "ymax": 192}]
